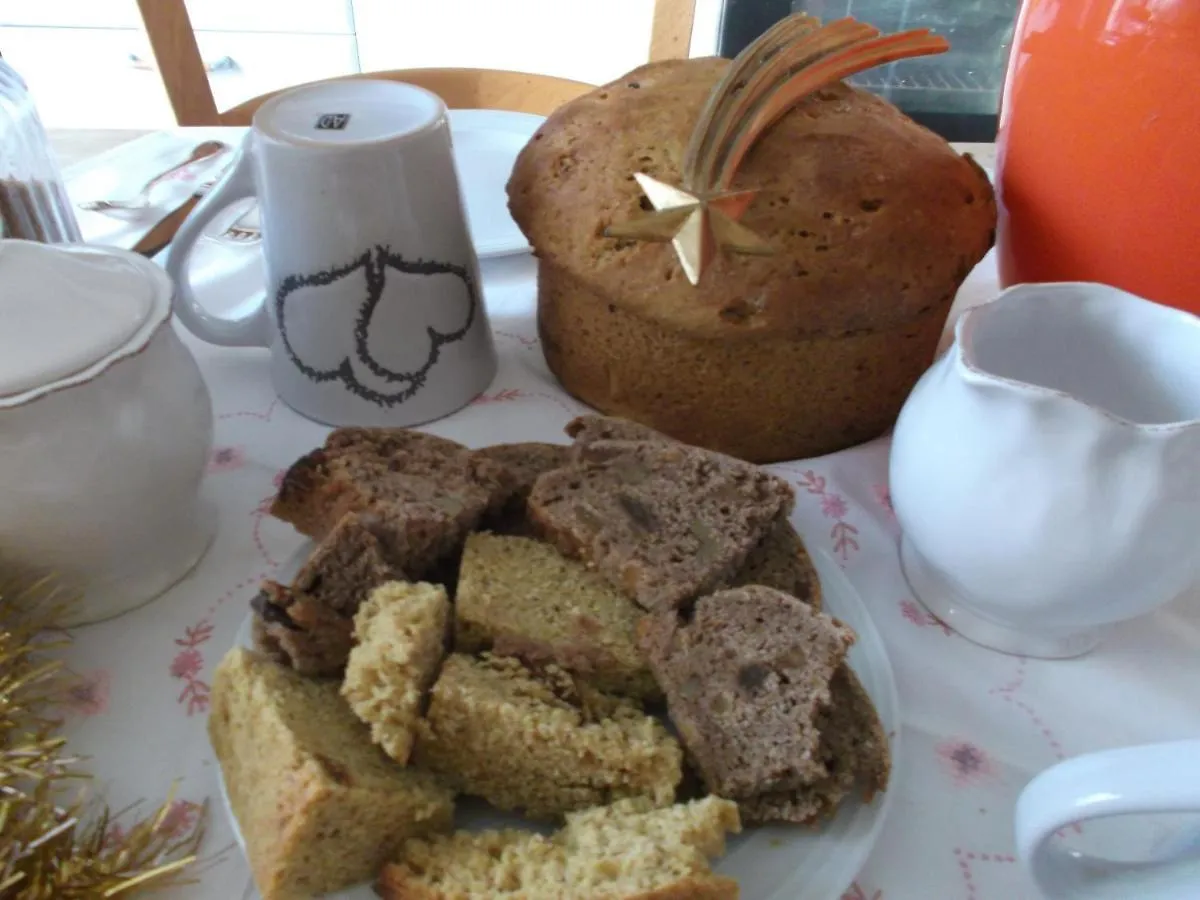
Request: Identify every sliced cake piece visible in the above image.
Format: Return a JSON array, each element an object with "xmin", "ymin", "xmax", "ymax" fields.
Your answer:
[
  {"xmin": 377, "ymin": 796, "xmax": 740, "ymax": 900},
  {"xmin": 342, "ymin": 582, "xmax": 451, "ymax": 765},
  {"xmin": 413, "ymin": 654, "xmax": 682, "ymax": 819},
  {"xmin": 455, "ymin": 533, "xmax": 657, "ymax": 701},
  {"xmin": 528, "ymin": 439, "xmax": 794, "ymax": 611},
  {"xmin": 252, "ymin": 585, "xmax": 355, "ymax": 678},
  {"xmin": 270, "ymin": 427, "xmax": 515, "ymax": 577},
  {"xmin": 252, "ymin": 511, "xmax": 403, "ymax": 676},
  {"xmin": 729, "ymin": 517, "xmax": 822, "ymax": 610},
  {"xmin": 640, "ymin": 585, "xmax": 856, "ymax": 799},
  {"xmin": 472, "ymin": 442, "xmax": 573, "ymax": 535},
  {"xmin": 208, "ymin": 647, "xmax": 454, "ymax": 900},
  {"xmin": 566, "ymin": 415, "xmax": 818, "ymax": 606},
  {"xmin": 739, "ymin": 665, "xmax": 891, "ymax": 825},
  {"xmin": 565, "ymin": 414, "xmax": 673, "ymax": 455},
  {"xmin": 473, "ymin": 442, "xmax": 573, "ymax": 501}
]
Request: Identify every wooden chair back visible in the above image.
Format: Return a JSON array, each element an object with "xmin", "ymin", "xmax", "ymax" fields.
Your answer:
[
  {"xmin": 220, "ymin": 68, "xmax": 592, "ymax": 125},
  {"xmin": 134, "ymin": 0, "xmax": 698, "ymax": 125}
]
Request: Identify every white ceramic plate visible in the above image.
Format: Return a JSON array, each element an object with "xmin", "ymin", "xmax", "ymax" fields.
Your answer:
[{"xmin": 220, "ymin": 539, "xmax": 899, "ymax": 900}]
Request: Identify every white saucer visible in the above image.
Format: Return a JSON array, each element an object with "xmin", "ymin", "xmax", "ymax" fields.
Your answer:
[
  {"xmin": 220, "ymin": 541, "xmax": 900, "ymax": 900},
  {"xmin": 446, "ymin": 109, "xmax": 542, "ymax": 258}
]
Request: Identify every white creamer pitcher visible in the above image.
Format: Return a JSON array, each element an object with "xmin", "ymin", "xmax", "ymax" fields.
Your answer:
[{"xmin": 890, "ymin": 282, "xmax": 1200, "ymax": 659}]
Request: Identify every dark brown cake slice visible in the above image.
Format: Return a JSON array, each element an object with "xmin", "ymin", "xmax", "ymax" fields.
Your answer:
[
  {"xmin": 270, "ymin": 427, "xmax": 515, "ymax": 578},
  {"xmin": 639, "ymin": 585, "xmax": 855, "ymax": 799},
  {"xmin": 251, "ymin": 512, "xmax": 404, "ymax": 675},
  {"xmin": 739, "ymin": 665, "xmax": 891, "ymax": 825},
  {"xmin": 730, "ymin": 517, "xmax": 823, "ymax": 610},
  {"xmin": 528, "ymin": 440, "xmax": 793, "ymax": 611},
  {"xmin": 566, "ymin": 418, "xmax": 818, "ymax": 605},
  {"xmin": 471, "ymin": 442, "xmax": 573, "ymax": 536},
  {"xmin": 252, "ymin": 586, "xmax": 355, "ymax": 678},
  {"xmin": 565, "ymin": 414, "xmax": 673, "ymax": 455}
]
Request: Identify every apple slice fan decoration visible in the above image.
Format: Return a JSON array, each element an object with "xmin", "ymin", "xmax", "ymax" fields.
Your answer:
[{"xmin": 605, "ymin": 13, "xmax": 949, "ymax": 285}]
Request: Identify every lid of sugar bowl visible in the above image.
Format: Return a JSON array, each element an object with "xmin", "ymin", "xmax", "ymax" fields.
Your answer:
[{"xmin": 0, "ymin": 239, "xmax": 168, "ymax": 398}]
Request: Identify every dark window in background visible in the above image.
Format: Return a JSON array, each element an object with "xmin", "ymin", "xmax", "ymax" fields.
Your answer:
[{"xmin": 718, "ymin": 0, "xmax": 1020, "ymax": 142}]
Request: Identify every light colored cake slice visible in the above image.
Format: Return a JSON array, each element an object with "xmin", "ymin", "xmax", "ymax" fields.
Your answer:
[
  {"xmin": 208, "ymin": 647, "xmax": 454, "ymax": 900},
  {"xmin": 413, "ymin": 653, "xmax": 682, "ymax": 819},
  {"xmin": 342, "ymin": 581, "xmax": 451, "ymax": 765},
  {"xmin": 377, "ymin": 796, "xmax": 741, "ymax": 899},
  {"xmin": 455, "ymin": 533, "xmax": 657, "ymax": 701}
]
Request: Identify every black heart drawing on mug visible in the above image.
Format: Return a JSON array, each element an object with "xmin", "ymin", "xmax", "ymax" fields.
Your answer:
[{"xmin": 273, "ymin": 245, "xmax": 479, "ymax": 407}]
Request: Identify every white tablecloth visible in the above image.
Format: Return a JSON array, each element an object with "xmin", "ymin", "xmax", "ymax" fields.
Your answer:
[{"xmin": 56, "ymin": 144, "xmax": 1200, "ymax": 900}]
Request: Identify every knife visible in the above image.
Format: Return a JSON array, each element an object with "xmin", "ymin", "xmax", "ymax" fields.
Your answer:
[{"xmin": 133, "ymin": 191, "xmax": 203, "ymax": 258}]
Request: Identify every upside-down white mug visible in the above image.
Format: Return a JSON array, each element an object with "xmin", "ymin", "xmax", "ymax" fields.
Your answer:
[
  {"xmin": 1016, "ymin": 741, "xmax": 1200, "ymax": 899},
  {"xmin": 165, "ymin": 79, "xmax": 497, "ymax": 427}
]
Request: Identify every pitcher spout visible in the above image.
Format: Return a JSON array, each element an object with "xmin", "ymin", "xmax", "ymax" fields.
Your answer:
[{"xmin": 955, "ymin": 282, "xmax": 1200, "ymax": 431}]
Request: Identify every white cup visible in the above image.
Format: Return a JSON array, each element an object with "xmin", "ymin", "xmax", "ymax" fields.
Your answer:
[
  {"xmin": 166, "ymin": 79, "xmax": 497, "ymax": 427},
  {"xmin": 1016, "ymin": 741, "xmax": 1200, "ymax": 899}
]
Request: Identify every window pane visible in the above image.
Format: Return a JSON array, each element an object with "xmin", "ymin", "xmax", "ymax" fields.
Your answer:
[{"xmin": 718, "ymin": 0, "xmax": 1020, "ymax": 141}]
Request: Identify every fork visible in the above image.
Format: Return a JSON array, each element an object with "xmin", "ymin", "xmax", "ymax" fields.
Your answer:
[
  {"xmin": 78, "ymin": 140, "xmax": 228, "ymax": 213},
  {"xmin": 222, "ymin": 216, "xmax": 261, "ymax": 243}
]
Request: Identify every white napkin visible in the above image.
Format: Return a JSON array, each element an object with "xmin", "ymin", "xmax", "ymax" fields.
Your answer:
[{"xmin": 63, "ymin": 127, "xmax": 246, "ymax": 250}]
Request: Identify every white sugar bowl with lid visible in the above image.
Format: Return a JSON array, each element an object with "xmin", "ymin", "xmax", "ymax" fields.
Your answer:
[{"xmin": 0, "ymin": 239, "xmax": 215, "ymax": 625}]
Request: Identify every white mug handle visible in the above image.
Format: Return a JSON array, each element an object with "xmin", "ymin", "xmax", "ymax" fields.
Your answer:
[
  {"xmin": 164, "ymin": 133, "xmax": 269, "ymax": 347},
  {"xmin": 1015, "ymin": 741, "xmax": 1200, "ymax": 900}
]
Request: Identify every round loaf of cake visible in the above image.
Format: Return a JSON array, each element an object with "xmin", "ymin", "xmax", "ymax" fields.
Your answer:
[{"xmin": 507, "ymin": 57, "xmax": 996, "ymax": 463}]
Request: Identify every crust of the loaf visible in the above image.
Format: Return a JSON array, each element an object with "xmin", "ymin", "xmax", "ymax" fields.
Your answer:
[
  {"xmin": 271, "ymin": 447, "xmax": 341, "ymax": 536},
  {"xmin": 508, "ymin": 58, "xmax": 995, "ymax": 342},
  {"xmin": 537, "ymin": 259, "xmax": 949, "ymax": 462}
]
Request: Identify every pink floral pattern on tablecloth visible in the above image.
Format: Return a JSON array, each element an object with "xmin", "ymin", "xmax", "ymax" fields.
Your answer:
[
  {"xmin": 217, "ymin": 398, "xmax": 281, "ymax": 422},
  {"xmin": 172, "ymin": 619, "xmax": 214, "ymax": 716},
  {"xmin": 936, "ymin": 739, "xmax": 997, "ymax": 787},
  {"xmin": 788, "ymin": 468, "xmax": 861, "ymax": 560},
  {"xmin": 990, "ymin": 656, "xmax": 1072, "ymax": 779},
  {"xmin": 470, "ymin": 386, "xmax": 584, "ymax": 417},
  {"xmin": 843, "ymin": 883, "xmax": 883, "ymax": 900},
  {"xmin": 495, "ymin": 329, "xmax": 539, "ymax": 349},
  {"xmin": 899, "ymin": 598, "xmax": 954, "ymax": 635},
  {"xmin": 873, "ymin": 483, "xmax": 895, "ymax": 519},
  {"xmin": 251, "ymin": 483, "xmax": 285, "ymax": 567},
  {"xmin": 207, "ymin": 445, "xmax": 247, "ymax": 474},
  {"xmin": 473, "ymin": 387, "xmax": 524, "ymax": 404},
  {"xmin": 951, "ymin": 847, "xmax": 1018, "ymax": 900},
  {"xmin": 66, "ymin": 669, "xmax": 111, "ymax": 716}
]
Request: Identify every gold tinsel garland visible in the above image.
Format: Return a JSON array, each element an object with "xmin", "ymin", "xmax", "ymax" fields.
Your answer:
[{"xmin": 0, "ymin": 575, "xmax": 206, "ymax": 898}]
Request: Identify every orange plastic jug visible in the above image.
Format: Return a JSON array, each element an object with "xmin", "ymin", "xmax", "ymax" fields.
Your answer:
[{"xmin": 996, "ymin": 0, "xmax": 1200, "ymax": 315}]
